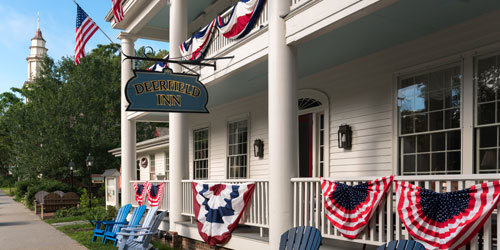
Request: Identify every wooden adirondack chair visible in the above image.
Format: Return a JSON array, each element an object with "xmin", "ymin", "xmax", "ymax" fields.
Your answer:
[
  {"xmin": 116, "ymin": 206, "xmax": 159, "ymax": 243},
  {"xmin": 377, "ymin": 240, "xmax": 425, "ymax": 250},
  {"xmin": 92, "ymin": 204, "xmax": 132, "ymax": 243},
  {"xmin": 116, "ymin": 210, "xmax": 168, "ymax": 250},
  {"xmin": 103, "ymin": 205, "xmax": 147, "ymax": 246},
  {"xmin": 279, "ymin": 226, "xmax": 322, "ymax": 250}
]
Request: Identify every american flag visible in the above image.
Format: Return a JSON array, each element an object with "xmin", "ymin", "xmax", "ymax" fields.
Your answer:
[
  {"xmin": 147, "ymin": 183, "xmax": 165, "ymax": 207},
  {"xmin": 321, "ymin": 176, "xmax": 393, "ymax": 239},
  {"xmin": 134, "ymin": 181, "xmax": 149, "ymax": 206},
  {"xmin": 75, "ymin": 5, "xmax": 99, "ymax": 65},
  {"xmin": 396, "ymin": 180, "xmax": 500, "ymax": 250},
  {"xmin": 111, "ymin": 0, "xmax": 124, "ymax": 23}
]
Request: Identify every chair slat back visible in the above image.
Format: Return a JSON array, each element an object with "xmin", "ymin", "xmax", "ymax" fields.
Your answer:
[
  {"xmin": 140, "ymin": 210, "xmax": 167, "ymax": 248},
  {"xmin": 279, "ymin": 226, "xmax": 322, "ymax": 250},
  {"xmin": 377, "ymin": 240, "xmax": 425, "ymax": 250},
  {"xmin": 135, "ymin": 206, "xmax": 158, "ymax": 242},
  {"xmin": 113, "ymin": 205, "xmax": 145, "ymax": 233},
  {"xmin": 115, "ymin": 204, "xmax": 132, "ymax": 224}
]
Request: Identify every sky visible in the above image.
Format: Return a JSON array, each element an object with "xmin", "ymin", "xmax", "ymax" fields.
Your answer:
[{"xmin": 0, "ymin": 0, "xmax": 169, "ymax": 95}]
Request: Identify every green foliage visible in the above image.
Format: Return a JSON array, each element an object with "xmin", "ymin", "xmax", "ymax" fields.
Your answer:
[
  {"xmin": 84, "ymin": 206, "xmax": 111, "ymax": 222},
  {"xmin": 15, "ymin": 180, "xmax": 31, "ymax": 200},
  {"xmin": 79, "ymin": 188, "xmax": 100, "ymax": 209},
  {"xmin": 0, "ymin": 43, "xmax": 163, "ymax": 182},
  {"xmin": 55, "ymin": 207, "xmax": 87, "ymax": 218},
  {"xmin": 14, "ymin": 179, "xmax": 72, "ymax": 206},
  {"xmin": 106, "ymin": 205, "xmax": 118, "ymax": 219}
]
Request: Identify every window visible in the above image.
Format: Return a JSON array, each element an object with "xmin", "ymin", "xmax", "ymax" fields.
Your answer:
[
  {"xmin": 318, "ymin": 113, "xmax": 325, "ymax": 177},
  {"xmin": 227, "ymin": 120, "xmax": 248, "ymax": 179},
  {"xmin": 149, "ymin": 154, "xmax": 155, "ymax": 180},
  {"xmin": 164, "ymin": 151, "xmax": 169, "ymax": 180},
  {"xmin": 193, "ymin": 128, "xmax": 209, "ymax": 179},
  {"xmin": 398, "ymin": 65, "xmax": 462, "ymax": 175},
  {"xmin": 476, "ymin": 55, "xmax": 500, "ymax": 173},
  {"xmin": 136, "ymin": 160, "xmax": 140, "ymax": 180}
]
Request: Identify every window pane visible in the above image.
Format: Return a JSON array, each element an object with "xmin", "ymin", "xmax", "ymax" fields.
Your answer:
[
  {"xmin": 480, "ymin": 126, "xmax": 497, "ymax": 148},
  {"xmin": 429, "ymin": 90, "xmax": 444, "ymax": 111},
  {"xmin": 414, "ymin": 113, "xmax": 428, "ymax": 133},
  {"xmin": 414, "ymin": 85, "xmax": 428, "ymax": 113},
  {"xmin": 403, "ymin": 155, "xmax": 415, "ymax": 174},
  {"xmin": 447, "ymin": 152, "xmax": 461, "ymax": 172},
  {"xmin": 445, "ymin": 109, "xmax": 460, "ymax": 129},
  {"xmin": 432, "ymin": 153, "xmax": 445, "ymax": 172},
  {"xmin": 403, "ymin": 136, "xmax": 416, "ymax": 154},
  {"xmin": 417, "ymin": 154, "xmax": 430, "ymax": 173},
  {"xmin": 445, "ymin": 87, "xmax": 460, "ymax": 108},
  {"xmin": 447, "ymin": 130, "xmax": 461, "ymax": 150},
  {"xmin": 432, "ymin": 132, "xmax": 445, "ymax": 151},
  {"xmin": 477, "ymin": 56, "xmax": 496, "ymax": 103},
  {"xmin": 429, "ymin": 70, "xmax": 444, "ymax": 91},
  {"xmin": 401, "ymin": 115, "xmax": 414, "ymax": 134},
  {"xmin": 417, "ymin": 134, "xmax": 430, "ymax": 152},
  {"xmin": 478, "ymin": 103, "xmax": 495, "ymax": 125},
  {"xmin": 480, "ymin": 149, "xmax": 497, "ymax": 170},
  {"xmin": 429, "ymin": 111, "xmax": 443, "ymax": 131}
]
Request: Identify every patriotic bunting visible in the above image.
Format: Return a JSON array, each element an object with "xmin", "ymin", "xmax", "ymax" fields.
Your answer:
[
  {"xmin": 111, "ymin": 0, "xmax": 124, "ymax": 23},
  {"xmin": 133, "ymin": 181, "xmax": 149, "ymax": 206},
  {"xmin": 216, "ymin": 0, "xmax": 266, "ymax": 40},
  {"xmin": 192, "ymin": 182, "xmax": 255, "ymax": 245},
  {"xmin": 321, "ymin": 176, "xmax": 393, "ymax": 239},
  {"xmin": 396, "ymin": 180, "xmax": 500, "ymax": 250},
  {"xmin": 180, "ymin": 19, "xmax": 217, "ymax": 61},
  {"xmin": 147, "ymin": 183, "xmax": 165, "ymax": 207},
  {"xmin": 146, "ymin": 55, "xmax": 169, "ymax": 72}
]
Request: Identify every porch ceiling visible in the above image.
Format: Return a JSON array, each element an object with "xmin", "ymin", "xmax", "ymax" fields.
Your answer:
[{"xmin": 296, "ymin": 0, "xmax": 500, "ymax": 79}]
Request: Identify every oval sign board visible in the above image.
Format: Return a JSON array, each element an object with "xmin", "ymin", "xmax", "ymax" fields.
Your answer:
[{"xmin": 125, "ymin": 69, "xmax": 209, "ymax": 113}]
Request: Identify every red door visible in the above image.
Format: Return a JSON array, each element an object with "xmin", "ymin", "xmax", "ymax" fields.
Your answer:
[{"xmin": 299, "ymin": 114, "xmax": 313, "ymax": 177}]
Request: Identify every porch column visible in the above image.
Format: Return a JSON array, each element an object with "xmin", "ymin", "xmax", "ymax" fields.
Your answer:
[
  {"xmin": 118, "ymin": 33, "xmax": 137, "ymax": 206},
  {"xmin": 268, "ymin": 1, "xmax": 297, "ymax": 249},
  {"xmin": 168, "ymin": 0, "xmax": 188, "ymax": 232}
]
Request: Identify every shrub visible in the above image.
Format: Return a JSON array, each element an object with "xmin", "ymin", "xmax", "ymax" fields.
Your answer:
[
  {"xmin": 25, "ymin": 179, "xmax": 71, "ymax": 206},
  {"xmin": 55, "ymin": 207, "xmax": 88, "ymax": 218},
  {"xmin": 15, "ymin": 180, "xmax": 31, "ymax": 200},
  {"xmin": 79, "ymin": 188, "xmax": 99, "ymax": 209},
  {"xmin": 106, "ymin": 205, "xmax": 117, "ymax": 219},
  {"xmin": 84, "ymin": 206, "xmax": 111, "ymax": 222}
]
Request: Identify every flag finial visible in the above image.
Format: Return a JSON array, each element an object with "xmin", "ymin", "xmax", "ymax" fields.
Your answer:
[{"xmin": 37, "ymin": 12, "xmax": 40, "ymax": 29}]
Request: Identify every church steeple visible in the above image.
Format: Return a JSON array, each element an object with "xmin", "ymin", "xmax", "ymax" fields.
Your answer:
[{"xmin": 25, "ymin": 12, "xmax": 48, "ymax": 86}]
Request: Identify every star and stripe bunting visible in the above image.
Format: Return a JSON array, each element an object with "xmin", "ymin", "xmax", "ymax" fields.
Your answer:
[
  {"xmin": 396, "ymin": 180, "xmax": 500, "ymax": 250},
  {"xmin": 216, "ymin": 0, "xmax": 266, "ymax": 40},
  {"xmin": 147, "ymin": 183, "xmax": 165, "ymax": 207},
  {"xmin": 75, "ymin": 5, "xmax": 99, "ymax": 65},
  {"xmin": 146, "ymin": 55, "xmax": 169, "ymax": 72},
  {"xmin": 192, "ymin": 182, "xmax": 255, "ymax": 245},
  {"xmin": 111, "ymin": 0, "xmax": 124, "ymax": 23},
  {"xmin": 320, "ymin": 176, "xmax": 393, "ymax": 239},
  {"xmin": 134, "ymin": 181, "xmax": 149, "ymax": 206},
  {"xmin": 180, "ymin": 19, "xmax": 217, "ymax": 61}
]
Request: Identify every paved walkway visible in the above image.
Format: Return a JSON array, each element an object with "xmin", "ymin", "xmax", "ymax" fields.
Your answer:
[{"xmin": 0, "ymin": 190, "xmax": 87, "ymax": 250}]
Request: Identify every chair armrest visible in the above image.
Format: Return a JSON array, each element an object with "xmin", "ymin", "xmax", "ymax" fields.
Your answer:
[
  {"xmin": 116, "ymin": 231, "xmax": 154, "ymax": 237},
  {"xmin": 103, "ymin": 221, "xmax": 127, "ymax": 225},
  {"xmin": 120, "ymin": 226, "xmax": 152, "ymax": 232}
]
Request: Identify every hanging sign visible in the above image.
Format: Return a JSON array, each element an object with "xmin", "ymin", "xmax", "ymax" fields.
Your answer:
[{"xmin": 125, "ymin": 69, "xmax": 209, "ymax": 113}]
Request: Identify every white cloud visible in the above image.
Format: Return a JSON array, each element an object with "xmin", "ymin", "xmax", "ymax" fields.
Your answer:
[{"xmin": 0, "ymin": 5, "xmax": 35, "ymax": 49}]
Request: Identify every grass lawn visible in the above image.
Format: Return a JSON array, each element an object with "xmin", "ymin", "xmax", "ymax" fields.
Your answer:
[
  {"xmin": 56, "ymin": 223, "xmax": 175, "ymax": 250},
  {"xmin": 44, "ymin": 215, "xmax": 86, "ymax": 224},
  {"xmin": 0, "ymin": 187, "xmax": 15, "ymax": 196}
]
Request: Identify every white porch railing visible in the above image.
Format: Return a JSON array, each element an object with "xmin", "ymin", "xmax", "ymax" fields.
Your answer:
[
  {"xmin": 129, "ymin": 180, "xmax": 170, "ymax": 212},
  {"xmin": 204, "ymin": 1, "xmax": 269, "ymax": 58},
  {"xmin": 181, "ymin": 179, "xmax": 269, "ymax": 234},
  {"xmin": 292, "ymin": 174, "xmax": 500, "ymax": 249}
]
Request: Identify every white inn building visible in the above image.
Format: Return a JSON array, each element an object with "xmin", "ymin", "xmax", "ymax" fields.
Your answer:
[{"xmin": 106, "ymin": 0, "xmax": 500, "ymax": 249}]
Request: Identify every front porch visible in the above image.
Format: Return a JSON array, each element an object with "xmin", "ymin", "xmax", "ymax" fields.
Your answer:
[{"xmin": 130, "ymin": 174, "xmax": 500, "ymax": 249}]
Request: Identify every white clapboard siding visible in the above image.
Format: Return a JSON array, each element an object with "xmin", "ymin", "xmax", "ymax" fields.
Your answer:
[{"xmin": 187, "ymin": 92, "xmax": 269, "ymax": 180}]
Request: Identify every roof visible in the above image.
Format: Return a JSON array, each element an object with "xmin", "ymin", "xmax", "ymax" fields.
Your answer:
[
  {"xmin": 32, "ymin": 28, "xmax": 45, "ymax": 42},
  {"xmin": 101, "ymin": 169, "xmax": 121, "ymax": 177},
  {"xmin": 108, "ymin": 135, "xmax": 169, "ymax": 157}
]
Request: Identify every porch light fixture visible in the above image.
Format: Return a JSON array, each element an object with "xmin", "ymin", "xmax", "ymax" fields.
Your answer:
[
  {"xmin": 254, "ymin": 139, "xmax": 264, "ymax": 159},
  {"xmin": 338, "ymin": 124, "xmax": 352, "ymax": 149}
]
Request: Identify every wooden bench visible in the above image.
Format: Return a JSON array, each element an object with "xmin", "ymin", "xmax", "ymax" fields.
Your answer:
[{"xmin": 33, "ymin": 191, "xmax": 80, "ymax": 219}]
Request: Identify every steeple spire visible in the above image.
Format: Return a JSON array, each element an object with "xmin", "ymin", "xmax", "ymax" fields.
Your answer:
[{"xmin": 37, "ymin": 12, "xmax": 39, "ymax": 30}]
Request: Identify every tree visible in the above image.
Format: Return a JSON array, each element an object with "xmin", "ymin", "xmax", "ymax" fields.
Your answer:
[{"xmin": 0, "ymin": 43, "xmax": 164, "ymax": 182}]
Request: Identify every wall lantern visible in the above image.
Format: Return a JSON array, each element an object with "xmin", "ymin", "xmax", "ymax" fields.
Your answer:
[
  {"xmin": 254, "ymin": 139, "xmax": 264, "ymax": 158},
  {"xmin": 338, "ymin": 124, "xmax": 352, "ymax": 149}
]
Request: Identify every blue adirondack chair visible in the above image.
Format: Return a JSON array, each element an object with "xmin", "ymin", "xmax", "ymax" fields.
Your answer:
[
  {"xmin": 103, "ymin": 205, "xmax": 147, "ymax": 246},
  {"xmin": 92, "ymin": 204, "xmax": 132, "ymax": 243},
  {"xmin": 117, "ymin": 210, "xmax": 168, "ymax": 250},
  {"xmin": 377, "ymin": 240, "xmax": 425, "ymax": 250},
  {"xmin": 116, "ymin": 206, "xmax": 159, "ymax": 242},
  {"xmin": 279, "ymin": 226, "xmax": 322, "ymax": 250}
]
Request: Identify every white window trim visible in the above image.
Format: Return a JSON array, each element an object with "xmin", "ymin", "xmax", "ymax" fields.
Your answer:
[
  {"xmin": 225, "ymin": 113, "xmax": 250, "ymax": 179},
  {"xmin": 193, "ymin": 126, "xmax": 210, "ymax": 180},
  {"xmin": 392, "ymin": 57, "xmax": 467, "ymax": 175}
]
